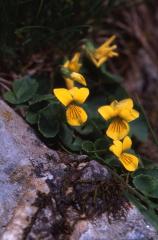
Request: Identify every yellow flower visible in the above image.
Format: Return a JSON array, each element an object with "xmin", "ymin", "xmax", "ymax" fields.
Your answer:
[
  {"xmin": 62, "ymin": 52, "xmax": 87, "ymax": 89},
  {"xmin": 53, "ymin": 87, "xmax": 89, "ymax": 126},
  {"xmin": 109, "ymin": 136, "xmax": 139, "ymax": 171},
  {"xmin": 63, "ymin": 52, "xmax": 82, "ymax": 72},
  {"xmin": 86, "ymin": 35, "xmax": 118, "ymax": 68},
  {"xmin": 98, "ymin": 98, "xmax": 139, "ymax": 140}
]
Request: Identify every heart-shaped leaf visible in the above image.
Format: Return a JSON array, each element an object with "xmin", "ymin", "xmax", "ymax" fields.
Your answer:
[
  {"xmin": 130, "ymin": 116, "xmax": 148, "ymax": 142},
  {"xmin": 60, "ymin": 124, "xmax": 74, "ymax": 147},
  {"xmin": 26, "ymin": 111, "xmax": 39, "ymax": 124},
  {"xmin": 82, "ymin": 141, "xmax": 94, "ymax": 153},
  {"xmin": 38, "ymin": 103, "xmax": 61, "ymax": 138},
  {"xmin": 29, "ymin": 94, "xmax": 54, "ymax": 105},
  {"xmin": 133, "ymin": 174, "xmax": 158, "ymax": 198},
  {"xmin": 3, "ymin": 91, "xmax": 18, "ymax": 104},
  {"xmin": 12, "ymin": 76, "xmax": 38, "ymax": 104},
  {"xmin": 133, "ymin": 167, "xmax": 158, "ymax": 178}
]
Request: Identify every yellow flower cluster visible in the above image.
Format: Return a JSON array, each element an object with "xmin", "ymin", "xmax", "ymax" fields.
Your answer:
[
  {"xmin": 98, "ymin": 99, "xmax": 139, "ymax": 171},
  {"xmin": 53, "ymin": 36, "xmax": 139, "ymax": 172},
  {"xmin": 85, "ymin": 35, "xmax": 118, "ymax": 68}
]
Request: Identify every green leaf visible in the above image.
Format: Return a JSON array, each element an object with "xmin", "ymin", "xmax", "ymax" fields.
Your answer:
[
  {"xmin": 130, "ymin": 116, "xmax": 148, "ymax": 142},
  {"xmin": 106, "ymin": 157, "xmax": 120, "ymax": 167},
  {"xmin": 74, "ymin": 122, "xmax": 93, "ymax": 135},
  {"xmin": 141, "ymin": 157, "xmax": 158, "ymax": 168},
  {"xmin": 85, "ymin": 97, "xmax": 107, "ymax": 117},
  {"xmin": 133, "ymin": 174, "xmax": 158, "ymax": 198},
  {"xmin": 60, "ymin": 124, "xmax": 74, "ymax": 147},
  {"xmin": 133, "ymin": 168, "xmax": 158, "ymax": 178},
  {"xmin": 38, "ymin": 103, "xmax": 61, "ymax": 138},
  {"xmin": 70, "ymin": 137, "xmax": 83, "ymax": 151},
  {"xmin": 26, "ymin": 100, "xmax": 50, "ymax": 125},
  {"xmin": 26, "ymin": 111, "xmax": 39, "ymax": 124},
  {"xmin": 94, "ymin": 138, "xmax": 109, "ymax": 151},
  {"xmin": 35, "ymin": 76, "xmax": 51, "ymax": 95},
  {"xmin": 91, "ymin": 117, "xmax": 107, "ymax": 131},
  {"xmin": 82, "ymin": 141, "xmax": 94, "ymax": 153},
  {"xmin": 60, "ymin": 124, "xmax": 83, "ymax": 151},
  {"xmin": 12, "ymin": 76, "xmax": 38, "ymax": 104},
  {"xmin": 29, "ymin": 94, "xmax": 54, "ymax": 105},
  {"xmin": 3, "ymin": 90, "xmax": 18, "ymax": 104},
  {"xmin": 94, "ymin": 138, "xmax": 109, "ymax": 161}
]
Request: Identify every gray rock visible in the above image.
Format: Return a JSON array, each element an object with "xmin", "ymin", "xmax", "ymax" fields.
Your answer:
[
  {"xmin": 80, "ymin": 160, "xmax": 111, "ymax": 182},
  {"xmin": 71, "ymin": 208, "xmax": 158, "ymax": 240},
  {"xmin": 0, "ymin": 99, "xmax": 158, "ymax": 240},
  {"xmin": 0, "ymin": 100, "xmax": 55, "ymax": 239}
]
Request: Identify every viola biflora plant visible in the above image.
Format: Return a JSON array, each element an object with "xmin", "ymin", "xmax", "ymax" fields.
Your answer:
[{"xmin": 4, "ymin": 36, "xmax": 158, "ymax": 230}]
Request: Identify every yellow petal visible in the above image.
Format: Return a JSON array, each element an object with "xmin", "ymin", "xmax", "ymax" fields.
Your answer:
[
  {"xmin": 96, "ymin": 56, "xmax": 108, "ymax": 67},
  {"xmin": 90, "ymin": 51, "xmax": 117, "ymax": 68},
  {"xmin": 96, "ymin": 50, "xmax": 118, "ymax": 67},
  {"xmin": 106, "ymin": 118, "xmax": 129, "ymax": 140},
  {"xmin": 88, "ymin": 36, "xmax": 118, "ymax": 67},
  {"xmin": 119, "ymin": 153, "xmax": 139, "ymax": 171},
  {"xmin": 98, "ymin": 106, "xmax": 116, "ymax": 121},
  {"xmin": 69, "ymin": 52, "xmax": 81, "ymax": 72},
  {"xmin": 89, "ymin": 53, "xmax": 100, "ymax": 67},
  {"xmin": 71, "ymin": 53, "xmax": 81, "ymax": 70},
  {"xmin": 53, "ymin": 88, "xmax": 72, "ymax": 106},
  {"xmin": 116, "ymin": 98, "xmax": 133, "ymax": 110},
  {"xmin": 98, "ymin": 35, "xmax": 116, "ymax": 50},
  {"xmin": 108, "ymin": 44, "xmax": 117, "ymax": 51},
  {"xmin": 66, "ymin": 104, "xmax": 87, "ymax": 126},
  {"xmin": 109, "ymin": 140, "xmax": 122, "ymax": 157},
  {"xmin": 122, "ymin": 136, "xmax": 132, "ymax": 151},
  {"xmin": 72, "ymin": 52, "xmax": 80, "ymax": 62},
  {"xmin": 110, "ymin": 100, "xmax": 119, "ymax": 108},
  {"xmin": 94, "ymin": 46, "xmax": 117, "ymax": 59},
  {"xmin": 63, "ymin": 60, "xmax": 70, "ymax": 68},
  {"xmin": 69, "ymin": 87, "xmax": 89, "ymax": 104},
  {"xmin": 108, "ymin": 51, "xmax": 119, "ymax": 57},
  {"xmin": 119, "ymin": 108, "xmax": 139, "ymax": 122},
  {"xmin": 64, "ymin": 78, "xmax": 74, "ymax": 89},
  {"xmin": 70, "ymin": 72, "xmax": 87, "ymax": 86},
  {"xmin": 63, "ymin": 53, "xmax": 81, "ymax": 72}
]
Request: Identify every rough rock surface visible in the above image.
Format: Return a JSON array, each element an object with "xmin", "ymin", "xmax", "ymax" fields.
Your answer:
[
  {"xmin": 71, "ymin": 208, "xmax": 158, "ymax": 240},
  {"xmin": 0, "ymin": 99, "xmax": 158, "ymax": 240},
  {"xmin": 0, "ymin": 99, "xmax": 57, "ymax": 239}
]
